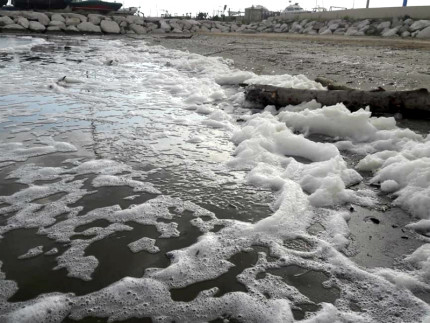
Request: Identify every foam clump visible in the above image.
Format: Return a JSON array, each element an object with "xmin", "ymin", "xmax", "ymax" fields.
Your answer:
[
  {"xmin": 278, "ymin": 104, "xmax": 377, "ymax": 142},
  {"xmin": 128, "ymin": 237, "xmax": 160, "ymax": 253},
  {"xmin": 228, "ymin": 111, "xmax": 366, "ymax": 207},
  {"xmin": 216, "ymin": 72, "xmax": 326, "ymax": 90},
  {"xmin": 0, "ymin": 139, "xmax": 77, "ymax": 164},
  {"xmin": 18, "ymin": 246, "xmax": 44, "ymax": 259},
  {"xmin": 1, "ymin": 294, "xmax": 72, "ymax": 323}
]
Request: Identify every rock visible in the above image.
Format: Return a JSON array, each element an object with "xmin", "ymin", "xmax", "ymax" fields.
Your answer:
[
  {"xmin": 200, "ymin": 25, "xmax": 210, "ymax": 32},
  {"xmin": 359, "ymin": 25, "xmax": 370, "ymax": 33},
  {"xmin": 365, "ymin": 25, "xmax": 379, "ymax": 36},
  {"xmin": 88, "ymin": 14, "xmax": 103, "ymax": 25},
  {"xmin": 151, "ymin": 28, "xmax": 166, "ymax": 34},
  {"xmin": 119, "ymin": 21, "xmax": 128, "ymax": 28},
  {"xmin": 356, "ymin": 19, "xmax": 370, "ymax": 29},
  {"xmin": 318, "ymin": 26, "xmax": 328, "ymax": 34},
  {"xmin": 100, "ymin": 20, "xmax": 120, "ymax": 33},
  {"xmin": 312, "ymin": 21, "xmax": 325, "ymax": 30},
  {"xmin": 345, "ymin": 27, "xmax": 359, "ymax": 36},
  {"xmin": 328, "ymin": 23, "xmax": 339, "ymax": 31},
  {"xmin": 391, "ymin": 17, "xmax": 402, "ymax": 28},
  {"xmin": 403, "ymin": 18, "xmax": 414, "ymax": 26},
  {"xmin": 47, "ymin": 26, "xmax": 62, "ymax": 32},
  {"xmin": 63, "ymin": 13, "xmax": 87, "ymax": 22},
  {"xmin": 401, "ymin": 31, "xmax": 410, "ymax": 37},
  {"xmin": 145, "ymin": 22, "xmax": 158, "ymax": 31},
  {"xmin": 382, "ymin": 27, "xmax": 399, "ymax": 37},
  {"xmin": 333, "ymin": 28, "xmax": 346, "ymax": 35},
  {"xmin": 230, "ymin": 24, "xmax": 239, "ymax": 32},
  {"xmin": 0, "ymin": 16, "xmax": 14, "ymax": 26},
  {"xmin": 77, "ymin": 22, "xmax": 101, "ymax": 33},
  {"xmin": 320, "ymin": 28, "xmax": 332, "ymax": 35},
  {"xmin": 129, "ymin": 24, "xmax": 147, "ymax": 34},
  {"xmin": 49, "ymin": 20, "xmax": 65, "ymax": 27},
  {"xmin": 377, "ymin": 21, "xmax": 391, "ymax": 30},
  {"xmin": 1, "ymin": 23, "xmax": 25, "ymax": 30},
  {"xmin": 66, "ymin": 17, "xmax": 81, "ymax": 26},
  {"xmin": 416, "ymin": 26, "xmax": 430, "ymax": 39},
  {"xmin": 211, "ymin": 28, "xmax": 221, "ymax": 33},
  {"xmin": 16, "ymin": 17, "xmax": 29, "ymax": 29},
  {"xmin": 21, "ymin": 12, "xmax": 50, "ymax": 26},
  {"xmin": 112, "ymin": 15, "xmax": 126, "ymax": 24},
  {"xmin": 29, "ymin": 21, "xmax": 46, "ymax": 31},
  {"xmin": 65, "ymin": 25, "xmax": 79, "ymax": 32},
  {"xmin": 126, "ymin": 15, "xmax": 143, "ymax": 25},
  {"xmin": 51, "ymin": 14, "xmax": 65, "ymax": 22},
  {"xmin": 409, "ymin": 20, "xmax": 430, "ymax": 32},
  {"xmin": 398, "ymin": 25, "xmax": 409, "ymax": 34},
  {"xmin": 159, "ymin": 20, "xmax": 171, "ymax": 31},
  {"xmin": 290, "ymin": 22, "xmax": 303, "ymax": 33}
]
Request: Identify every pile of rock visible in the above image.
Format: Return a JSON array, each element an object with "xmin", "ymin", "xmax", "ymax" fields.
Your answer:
[
  {"xmin": 239, "ymin": 16, "xmax": 430, "ymax": 39},
  {"xmin": 0, "ymin": 10, "xmax": 430, "ymax": 39}
]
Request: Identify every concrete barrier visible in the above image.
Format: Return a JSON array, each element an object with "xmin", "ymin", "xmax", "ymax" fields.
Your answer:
[{"xmin": 280, "ymin": 6, "xmax": 430, "ymax": 21}]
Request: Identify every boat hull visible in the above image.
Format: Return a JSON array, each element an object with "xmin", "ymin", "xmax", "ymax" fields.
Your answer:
[
  {"xmin": 70, "ymin": 1, "xmax": 122, "ymax": 12},
  {"xmin": 11, "ymin": 0, "xmax": 71, "ymax": 9}
]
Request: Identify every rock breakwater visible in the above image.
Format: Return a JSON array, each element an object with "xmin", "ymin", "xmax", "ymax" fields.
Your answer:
[{"xmin": 0, "ymin": 10, "xmax": 429, "ymax": 39}]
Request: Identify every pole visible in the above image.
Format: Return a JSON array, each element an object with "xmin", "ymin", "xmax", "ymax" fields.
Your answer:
[
  {"xmin": 366, "ymin": 0, "xmax": 370, "ymax": 8},
  {"xmin": 403, "ymin": 0, "xmax": 407, "ymax": 6}
]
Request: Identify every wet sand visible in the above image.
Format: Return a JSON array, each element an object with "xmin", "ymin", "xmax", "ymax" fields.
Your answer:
[{"xmin": 154, "ymin": 32, "xmax": 430, "ymax": 91}]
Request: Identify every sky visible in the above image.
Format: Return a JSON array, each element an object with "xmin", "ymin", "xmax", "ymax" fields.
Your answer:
[{"xmin": 123, "ymin": 0, "xmax": 429, "ymax": 17}]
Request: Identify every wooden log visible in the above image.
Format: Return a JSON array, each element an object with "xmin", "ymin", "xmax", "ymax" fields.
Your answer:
[{"xmin": 245, "ymin": 84, "xmax": 430, "ymax": 119}]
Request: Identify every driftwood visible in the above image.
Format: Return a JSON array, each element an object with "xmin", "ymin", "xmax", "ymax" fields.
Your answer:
[{"xmin": 245, "ymin": 84, "xmax": 430, "ymax": 119}]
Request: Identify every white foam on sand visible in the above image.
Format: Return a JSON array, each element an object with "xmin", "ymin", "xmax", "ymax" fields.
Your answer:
[{"xmin": 0, "ymin": 37, "xmax": 430, "ymax": 323}]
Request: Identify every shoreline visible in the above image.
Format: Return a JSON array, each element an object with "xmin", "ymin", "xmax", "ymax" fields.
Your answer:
[
  {"xmin": 2, "ymin": 31, "xmax": 430, "ymax": 92},
  {"xmin": 154, "ymin": 33, "xmax": 430, "ymax": 91}
]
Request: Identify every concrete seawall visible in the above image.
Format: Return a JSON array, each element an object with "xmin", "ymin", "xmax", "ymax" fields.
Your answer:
[{"xmin": 281, "ymin": 6, "xmax": 430, "ymax": 21}]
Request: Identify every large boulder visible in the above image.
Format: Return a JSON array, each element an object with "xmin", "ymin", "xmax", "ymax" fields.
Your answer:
[
  {"xmin": 88, "ymin": 14, "xmax": 104, "ymax": 25},
  {"xmin": 51, "ymin": 14, "xmax": 65, "ymax": 22},
  {"xmin": 0, "ymin": 16, "xmax": 14, "ymax": 26},
  {"xmin": 129, "ymin": 23, "xmax": 147, "ymax": 34},
  {"xmin": 320, "ymin": 28, "xmax": 332, "ymax": 35},
  {"xmin": 355, "ymin": 19, "xmax": 370, "ymax": 29},
  {"xmin": 159, "ymin": 20, "xmax": 171, "ymax": 31},
  {"xmin": 416, "ymin": 26, "xmax": 430, "ymax": 39},
  {"xmin": 77, "ymin": 22, "xmax": 101, "ymax": 33},
  {"xmin": 126, "ymin": 15, "xmax": 143, "ymax": 25},
  {"xmin": 64, "ymin": 25, "xmax": 79, "ymax": 32},
  {"xmin": 28, "ymin": 21, "xmax": 46, "ymax": 31},
  {"xmin": 100, "ymin": 20, "xmax": 120, "ymax": 33},
  {"xmin": 49, "ymin": 20, "xmax": 65, "ymax": 27},
  {"xmin": 410, "ymin": 20, "xmax": 430, "ymax": 32},
  {"xmin": 382, "ymin": 27, "xmax": 399, "ymax": 37},
  {"xmin": 345, "ymin": 27, "xmax": 359, "ymax": 36},
  {"xmin": 47, "ymin": 26, "xmax": 62, "ymax": 32},
  {"xmin": 151, "ymin": 28, "xmax": 166, "ymax": 34},
  {"xmin": 200, "ymin": 25, "xmax": 210, "ymax": 32},
  {"xmin": 22, "ymin": 12, "xmax": 50, "ymax": 26},
  {"xmin": 401, "ymin": 31, "xmax": 411, "ymax": 37},
  {"xmin": 328, "ymin": 23, "xmax": 339, "ymax": 31},
  {"xmin": 112, "ymin": 15, "xmax": 126, "ymax": 24},
  {"xmin": 66, "ymin": 17, "xmax": 81, "ymax": 26},
  {"xmin": 15, "ymin": 17, "xmax": 29, "ymax": 29},
  {"xmin": 63, "ymin": 13, "xmax": 87, "ymax": 22},
  {"xmin": 377, "ymin": 21, "xmax": 391, "ymax": 30},
  {"xmin": 2, "ymin": 23, "xmax": 25, "ymax": 30}
]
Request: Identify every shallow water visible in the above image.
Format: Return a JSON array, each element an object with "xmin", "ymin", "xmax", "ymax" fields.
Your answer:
[{"xmin": 0, "ymin": 35, "xmax": 429, "ymax": 323}]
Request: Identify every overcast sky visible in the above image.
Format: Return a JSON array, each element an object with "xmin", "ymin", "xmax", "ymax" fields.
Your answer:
[{"xmin": 123, "ymin": 0, "xmax": 429, "ymax": 17}]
